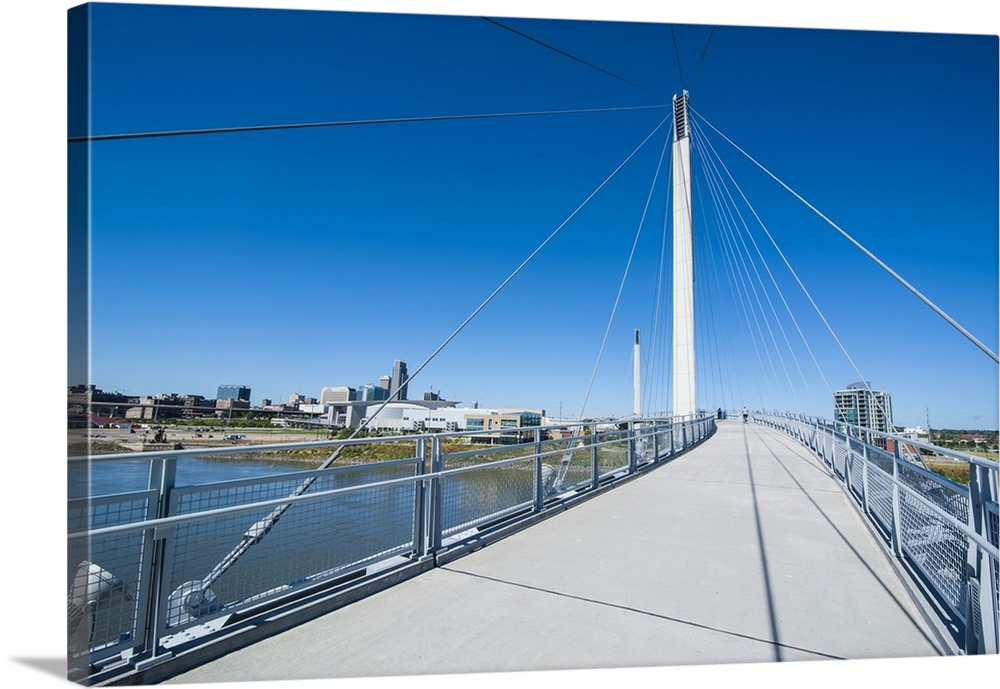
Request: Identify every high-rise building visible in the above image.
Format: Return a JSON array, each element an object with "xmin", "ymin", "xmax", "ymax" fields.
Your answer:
[
  {"xmin": 390, "ymin": 359, "xmax": 408, "ymax": 401},
  {"xmin": 834, "ymin": 382, "xmax": 893, "ymax": 445},
  {"xmin": 217, "ymin": 384, "xmax": 251, "ymax": 402}
]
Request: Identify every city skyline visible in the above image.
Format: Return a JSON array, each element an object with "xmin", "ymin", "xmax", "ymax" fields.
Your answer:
[{"xmin": 75, "ymin": 3, "xmax": 997, "ymax": 430}]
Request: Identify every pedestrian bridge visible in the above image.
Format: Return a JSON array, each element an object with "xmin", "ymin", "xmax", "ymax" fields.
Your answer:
[{"xmin": 68, "ymin": 413, "xmax": 998, "ymax": 685}]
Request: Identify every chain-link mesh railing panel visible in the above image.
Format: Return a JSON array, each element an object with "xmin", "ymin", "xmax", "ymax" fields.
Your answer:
[
  {"xmin": 848, "ymin": 437, "xmax": 863, "ymax": 454},
  {"xmin": 817, "ymin": 430, "xmax": 833, "ymax": 468},
  {"xmin": 898, "ymin": 490, "xmax": 968, "ymax": 614},
  {"xmin": 865, "ymin": 463, "xmax": 895, "ymax": 541},
  {"xmin": 596, "ymin": 431, "xmax": 630, "ymax": 477},
  {"xmin": 832, "ymin": 436, "xmax": 847, "ymax": 479},
  {"xmin": 442, "ymin": 441, "xmax": 538, "ymax": 473},
  {"xmin": 659, "ymin": 429, "xmax": 674, "ymax": 458},
  {"xmin": 543, "ymin": 435, "xmax": 596, "ymax": 493},
  {"xmin": 845, "ymin": 446, "xmax": 865, "ymax": 503},
  {"xmin": 865, "ymin": 445, "xmax": 895, "ymax": 475},
  {"xmin": 633, "ymin": 428, "xmax": 658, "ymax": 464},
  {"xmin": 439, "ymin": 459, "xmax": 536, "ymax": 537},
  {"xmin": 794, "ymin": 421, "xmax": 806, "ymax": 443},
  {"xmin": 897, "ymin": 462, "xmax": 969, "ymax": 523},
  {"xmin": 163, "ymin": 462, "xmax": 419, "ymax": 631},
  {"xmin": 68, "ymin": 491, "xmax": 157, "ymax": 661}
]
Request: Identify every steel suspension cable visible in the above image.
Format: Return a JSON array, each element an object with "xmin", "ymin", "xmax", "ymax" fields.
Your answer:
[
  {"xmin": 688, "ymin": 26, "xmax": 716, "ymax": 90},
  {"xmin": 482, "ymin": 17, "xmax": 671, "ymax": 100},
  {"xmin": 690, "ymin": 109, "xmax": 898, "ymax": 424},
  {"xmin": 694, "ymin": 108, "xmax": 999, "ymax": 365},
  {"xmin": 701, "ymin": 154, "xmax": 800, "ymax": 409},
  {"xmin": 702, "ymin": 166, "xmax": 769, "ymax": 409},
  {"xmin": 580, "ymin": 115, "xmax": 672, "ymax": 419},
  {"xmin": 688, "ymin": 152, "xmax": 723, "ymax": 409},
  {"xmin": 200, "ymin": 111, "xmax": 675, "ymax": 590},
  {"xmin": 68, "ymin": 104, "xmax": 668, "ymax": 143},
  {"xmin": 642, "ymin": 160, "xmax": 673, "ymax": 414},
  {"xmin": 687, "ymin": 131, "xmax": 743, "ymax": 410},
  {"xmin": 692, "ymin": 117, "xmax": 832, "ymax": 402},
  {"xmin": 693, "ymin": 122, "xmax": 813, "ymax": 405},
  {"xmin": 699, "ymin": 203, "xmax": 743, "ymax": 409},
  {"xmin": 670, "ymin": 25, "xmax": 687, "ymax": 89},
  {"xmin": 703, "ymin": 153, "xmax": 786, "ymax": 409},
  {"xmin": 691, "ymin": 171, "xmax": 734, "ymax": 412}
]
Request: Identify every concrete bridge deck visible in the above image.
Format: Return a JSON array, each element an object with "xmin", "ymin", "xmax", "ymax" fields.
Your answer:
[{"xmin": 164, "ymin": 419, "xmax": 957, "ymax": 684}]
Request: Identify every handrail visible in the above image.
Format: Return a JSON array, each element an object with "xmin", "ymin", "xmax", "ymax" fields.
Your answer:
[
  {"xmin": 765, "ymin": 410, "xmax": 998, "ymax": 470},
  {"xmin": 68, "ymin": 413, "xmax": 717, "ymax": 681},
  {"xmin": 754, "ymin": 411, "xmax": 998, "ymax": 656}
]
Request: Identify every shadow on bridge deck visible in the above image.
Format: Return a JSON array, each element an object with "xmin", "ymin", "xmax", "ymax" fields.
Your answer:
[{"xmin": 165, "ymin": 419, "xmax": 960, "ymax": 684}]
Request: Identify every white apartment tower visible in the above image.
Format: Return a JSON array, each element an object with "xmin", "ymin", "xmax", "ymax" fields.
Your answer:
[{"xmin": 834, "ymin": 382, "xmax": 893, "ymax": 443}]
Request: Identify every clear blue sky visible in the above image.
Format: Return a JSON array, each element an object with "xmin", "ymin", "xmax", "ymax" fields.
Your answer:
[{"xmin": 72, "ymin": 3, "xmax": 998, "ymax": 428}]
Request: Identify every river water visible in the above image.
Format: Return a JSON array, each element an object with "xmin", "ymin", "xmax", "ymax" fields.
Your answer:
[
  {"xmin": 69, "ymin": 453, "xmax": 536, "ymax": 624},
  {"xmin": 69, "ymin": 455, "xmax": 316, "ymax": 499}
]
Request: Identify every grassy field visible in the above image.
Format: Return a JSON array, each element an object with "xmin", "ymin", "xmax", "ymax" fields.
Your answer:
[{"xmin": 926, "ymin": 461, "xmax": 969, "ymax": 486}]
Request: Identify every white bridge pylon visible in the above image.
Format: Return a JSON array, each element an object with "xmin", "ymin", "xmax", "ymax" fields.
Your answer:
[{"xmin": 671, "ymin": 91, "xmax": 696, "ymax": 417}]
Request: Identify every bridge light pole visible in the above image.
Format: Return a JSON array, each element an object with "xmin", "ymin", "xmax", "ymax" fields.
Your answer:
[{"xmin": 671, "ymin": 91, "xmax": 696, "ymax": 418}]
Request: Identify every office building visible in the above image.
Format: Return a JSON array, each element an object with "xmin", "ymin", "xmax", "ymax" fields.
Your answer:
[
  {"xmin": 217, "ymin": 384, "xmax": 251, "ymax": 402},
  {"xmin": 321, "ymin": 386, "xmax": 355, "ymax": 404},
  {"xmin": 390, "ymin": 359, "xmax": 408, "ymax": 401},
  {"xmin": 357, "ymin": 384, "xmax": 390, "ymax": 402}
]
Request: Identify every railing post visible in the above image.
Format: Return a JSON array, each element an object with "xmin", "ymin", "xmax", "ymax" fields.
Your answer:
[
  {"xmin": 965, "ymin": 463, "xmax": 999, "ymax": 654},
  {"xmin": 628, "ymin": 421, "xmax": 637, "ymax": 475},
  {"xmin": 428, "ymin": 436, "xmax": 444, "ymax": 554},
  {"xmin": 138, "ymin": 455, "xmax": 178, "ymax": 662},
  {"xmin": 889, "ymin": 442, "xmax": 904, "ymax": 558},
  {"xmin": 820, "ymin": 425, "xmax": 828, "ymax": 466},
  {"xmin": 844, "ymin": 435, "xmax": 853, "ymax": 494},
  {"xmin": 534, "ymin": 428, "xmax": 545, "ymax": 512},
  {"xmin": 591, "ymin": 424, "xmax": 600, "ymax": 490},
  {"xmin": 414, "ymin": 437, "xmax": 428, "ymax": 558},
  {"xmin": 653, "ymin": 419, "xmax": 660, "ymax": 461},
  {"xmin": 861, "ymin": 443, "xmax": 871, "ymax": 515}
]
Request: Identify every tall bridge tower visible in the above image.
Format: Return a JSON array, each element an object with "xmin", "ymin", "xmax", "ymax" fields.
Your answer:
[{"xmin": 671, "ymin": 91, "xmax": 696, "ymax": 417}]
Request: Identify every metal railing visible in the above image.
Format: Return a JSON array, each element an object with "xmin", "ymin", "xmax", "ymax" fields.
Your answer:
[
  {"xmin": 67, "ymin": 413, "xmax": 716, "ymax": 683},
  {"xmin": 755, "ymin": 412, "xmax": 999, "ymax": 656}
]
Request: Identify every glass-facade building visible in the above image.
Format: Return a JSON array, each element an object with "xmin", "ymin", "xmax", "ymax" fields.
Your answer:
[
  {"xmin": 217, "ymin": 384, "xmax": 251, "ymax": 402},
  {"xmin": 358, "ymin": 384, "xmax": 390, "ymax": 401}
]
